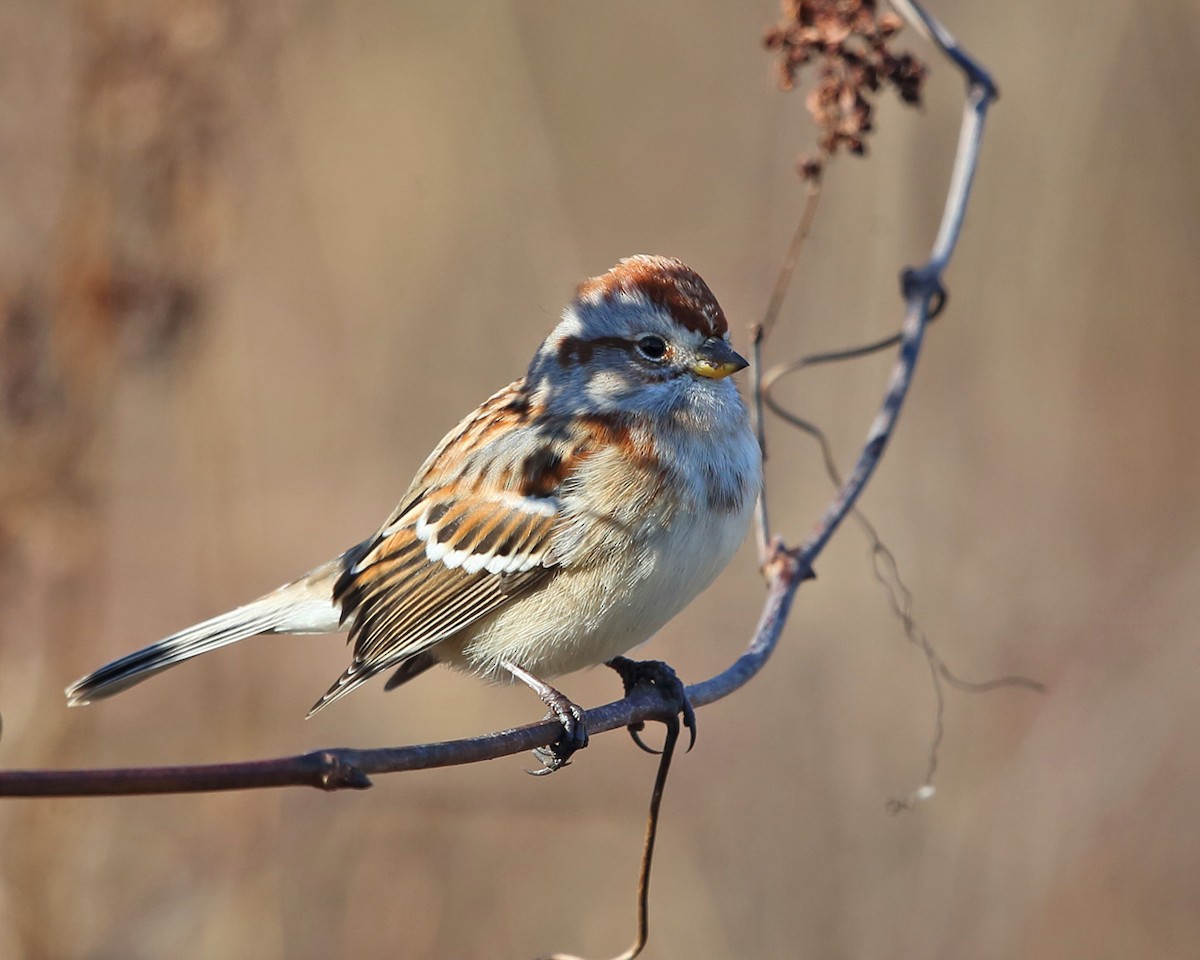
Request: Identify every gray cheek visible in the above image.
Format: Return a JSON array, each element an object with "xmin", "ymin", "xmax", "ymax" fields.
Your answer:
[
  {"xmin": 584, "ymin": 369, "xmax": 676, "ymax": 414},
  {"xmin": 585, "ymin": 369, "xmax": 627, "ymax": 402}
]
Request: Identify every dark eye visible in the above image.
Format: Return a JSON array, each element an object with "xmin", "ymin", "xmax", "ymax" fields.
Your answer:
[{"xmin": 635, "ymin": 335, "xmax": 668, "ymax": 361}]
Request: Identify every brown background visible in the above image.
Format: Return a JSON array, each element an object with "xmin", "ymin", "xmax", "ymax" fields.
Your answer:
[{"xmin": 2, "ymin": 2, "xmax": 1199, "ymax": 958}]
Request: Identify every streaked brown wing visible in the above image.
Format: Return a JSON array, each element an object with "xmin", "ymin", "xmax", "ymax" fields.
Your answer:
[{"xmin": 309, "ymin": 490, "xmax": 559, "ymax": 714}]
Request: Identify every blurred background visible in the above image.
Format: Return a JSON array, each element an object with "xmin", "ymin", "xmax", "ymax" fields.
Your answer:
[{"xmin": 2, "ymin": 1, "xmax": 1198, "ymax": 957}]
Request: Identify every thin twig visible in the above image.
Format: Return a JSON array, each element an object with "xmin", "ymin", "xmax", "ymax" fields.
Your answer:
[
  {"xmin": 761, "ymin": 175, "xmax": 824, "ymax": 341},
  {"xmin": 538, "ymin": 712, "xmax": 681, "ymax": 960},
  {"xmin": 757, "ymin": 0, "xmax": 1036, "ymax": 810},
  {"xmin": 754, "ymin": 173, "xmax": 824, "ymax": 563},
  {"xmin": 789, "ymin": 0, "xmax": 997, "ymax": 567},
  {"xmin": 761, "ymin": 321, "xmax": 936, "ymax": 402},
  {"xmin": 754, "ymin": 378, "xmax": 1041, "ymax": 808},
  {"xmin": 750, "ymin": 324, "xmax": 771, "ymax": 563}
]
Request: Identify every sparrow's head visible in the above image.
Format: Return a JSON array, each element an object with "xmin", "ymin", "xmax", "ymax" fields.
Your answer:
[{"xmin": 530, "ymin": 255, "xmax": 748, "ymax": 419}]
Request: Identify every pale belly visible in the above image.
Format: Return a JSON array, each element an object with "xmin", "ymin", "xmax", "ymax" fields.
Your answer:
[{"xmin": 442, "ymin": 493, "xmax": 753, "ymax": 681}]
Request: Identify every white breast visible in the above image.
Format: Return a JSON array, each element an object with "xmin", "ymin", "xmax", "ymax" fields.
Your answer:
[{"xmin": 451, "ymin": 400, "xmax": 761, "ymax": 681}]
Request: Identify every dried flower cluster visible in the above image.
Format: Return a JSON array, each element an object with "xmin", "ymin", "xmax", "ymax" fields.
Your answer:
[{"xmin": 763, "ymin": 0, "xmax": 926, "ymax": 179}]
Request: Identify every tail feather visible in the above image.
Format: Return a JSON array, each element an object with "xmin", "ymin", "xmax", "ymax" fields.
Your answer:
[
  {"xmin": 305, "ymin": 648, "xmax": 439, "ymax": 718},
  {"xmin": 305, "ymin": 660, "xmax": 383, "ymax": 718},
  {"xmin": 65, "ymin": 574, "xmax": 341, "ymax": 706}
]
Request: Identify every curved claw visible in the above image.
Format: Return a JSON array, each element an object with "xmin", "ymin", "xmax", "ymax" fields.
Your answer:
[
  {"xmin": 527, "ymin": 747, "xmax": 565, "ymax": 777},
  {"xmin": 681, "ymin": 696, "xmax": 697, "ymax": 753},
  {"xmin": 627, "ymin": 722, "xmax": 662, "ymax": 755},
  {"xmin": 526, "ymin": 702, "xmax": 589, "ymax": 776}
]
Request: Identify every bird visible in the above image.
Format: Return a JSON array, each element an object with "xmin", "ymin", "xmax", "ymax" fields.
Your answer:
[{"xmin": 65, "ymin": 255, "xmax": 762, "ymax": 771}]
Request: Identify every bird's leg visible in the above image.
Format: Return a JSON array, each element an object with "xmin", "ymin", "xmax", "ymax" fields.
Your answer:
[
  {"xmin": 500, "ymin": 660, "xmax": 589, "ymax": 775},
  {"xmin": 606, "ymin": 656, "xmax": 698, "ymax": 754}
]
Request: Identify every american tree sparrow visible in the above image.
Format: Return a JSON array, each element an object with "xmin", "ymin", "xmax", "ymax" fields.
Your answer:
[{"xmin": 66, "ymin": 255, "xmax": 762, "ymax": 770}]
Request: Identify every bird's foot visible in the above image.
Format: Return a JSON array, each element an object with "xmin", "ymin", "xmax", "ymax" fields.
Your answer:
[
  {"xmin": 529, "ymin": 695, "xmax": 589, "ymax": 776},
  {"xmin": 605, "ymin": 656, "xmax": 697, "ymax": 754},
  {"xmin": 499, "ymin": 659, "xmax": 589, "ymax": 776}
]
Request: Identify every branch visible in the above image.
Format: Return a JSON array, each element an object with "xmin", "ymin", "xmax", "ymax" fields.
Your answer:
[
  {"xmin": 790, "ymin": 6, "xmax": 997, "ymax": 563},
  {"xmin": 0, "ymin": 0, "xmax": 997, "ymax": 801}
]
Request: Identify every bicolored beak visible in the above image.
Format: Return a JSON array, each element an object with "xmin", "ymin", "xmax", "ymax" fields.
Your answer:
[{"xmin": 691, "ymin": 337, "xmax": 750, "ymax": 379}]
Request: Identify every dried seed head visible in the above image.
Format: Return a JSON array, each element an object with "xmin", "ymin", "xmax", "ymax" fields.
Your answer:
[{"xmin": 763, "ymin": 0, "xmax": 927, "ymax": 173}]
